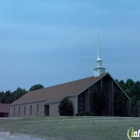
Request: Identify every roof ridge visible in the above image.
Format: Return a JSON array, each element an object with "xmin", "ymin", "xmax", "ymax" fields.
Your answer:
[
  {"xmin": 26, "ymin": 76, "xmax": 95, "ymax": 93},
  {"xmin": 43, "ymin": 76, "xmax": 95, "ymax": 89}
]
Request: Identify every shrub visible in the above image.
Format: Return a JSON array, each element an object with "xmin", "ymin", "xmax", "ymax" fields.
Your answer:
[
  {"xmin": 58, "ymin": 97, "xmax": 73, "ymax": 116},
  {"xmin": 75, "ymin": 111, "xmax": 93, "ymax": 116}
]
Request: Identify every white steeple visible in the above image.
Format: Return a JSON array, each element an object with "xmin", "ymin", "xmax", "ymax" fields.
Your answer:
[
  {"xmin": 97, "ymin": 37, "xmax": 102, "ymax": 67},
  {"xmin": 94, "ymin": 37, "xmax": 106, "ymax": 77}
]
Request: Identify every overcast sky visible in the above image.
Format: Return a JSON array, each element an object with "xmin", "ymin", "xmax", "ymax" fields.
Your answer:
[{"xmin": 0, "ymin": 0, "xmax": 140, "ymax": 91}]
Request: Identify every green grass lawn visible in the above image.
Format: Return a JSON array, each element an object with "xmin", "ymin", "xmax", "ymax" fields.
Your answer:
[{"xmin": 0, "ymin": 116, "xmax": 139, "ymax": 140}]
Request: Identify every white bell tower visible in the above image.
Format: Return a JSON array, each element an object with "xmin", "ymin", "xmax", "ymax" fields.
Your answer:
[{"xmin": 94, "ymin": 37, "xmax": 106, "ymax": 77}]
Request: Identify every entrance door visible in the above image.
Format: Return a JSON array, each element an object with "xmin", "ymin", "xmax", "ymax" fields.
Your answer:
[{"xmin": 44, "ymin": 105, "xmax": 49, "ymax": 116}]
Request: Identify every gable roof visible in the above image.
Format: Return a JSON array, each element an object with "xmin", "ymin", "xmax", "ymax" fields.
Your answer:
[
  {"xmin": 0, "ymin": 104, "xmax": 9, "ymax": 113},
  {"xmin": 10, "ymin": 72, "xmax": 130, "ymax": 106},
  {"xmin": 11, "ymin": 73, "xmax": 107, "ymax": 106}
]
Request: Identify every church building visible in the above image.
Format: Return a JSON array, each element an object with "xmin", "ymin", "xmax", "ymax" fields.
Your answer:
[{"xmin": 10, "ymin": 40, "xmax": 130, "ymax": 117}]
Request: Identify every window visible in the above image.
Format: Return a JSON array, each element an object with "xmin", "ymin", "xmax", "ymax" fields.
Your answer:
[
  {"xmin": 14, "ymin": 107, "xmax": 15, "ymax": 116},
  {"xmin": 24, "ymin": 106, "xmax": 26, "ymax": 116},
  {"xmin": 19, "ymin": 107, "xmax": 20, "ymax": 116},
  {"xmin": 37, "ymin": 104, "xmax": 39, "ymax": 112},
  {"xmin": 78, "ymin": 92, "xmax": 86, "ymax": 112},
  {"xmin": 102, "ymin": 79, "xmax": 108, "ymax": 93},
  {"xmin": 30, "ymin": 105, "xmax": 32, "ymax": 115}
]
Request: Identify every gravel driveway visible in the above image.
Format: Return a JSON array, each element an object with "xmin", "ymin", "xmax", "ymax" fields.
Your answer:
[{"xmin": 0, "ymin": 132, "xmax": 45, "ymax": 140}]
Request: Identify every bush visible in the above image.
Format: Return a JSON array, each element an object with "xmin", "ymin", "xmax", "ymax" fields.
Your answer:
[
  {"xmin": 75, "ymin": 111, "xmax": 93, "ymax": 116},
  {"xmin": 58, "ymin": 97, "xmax": 73, "ymax": 116}
]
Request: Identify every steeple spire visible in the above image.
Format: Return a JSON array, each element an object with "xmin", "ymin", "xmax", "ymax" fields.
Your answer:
[
  {"xmin": 96, "ymin": 37, "xmax": 102, "ymax": 67},
  {"xmin": 94, "ymin": 37, "xmax": 106, "ymax": 77},
  {"xmin": 97, "ymin": 36, "xmax": 101, "ymax": 60}
]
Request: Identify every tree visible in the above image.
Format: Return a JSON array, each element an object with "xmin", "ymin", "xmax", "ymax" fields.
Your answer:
[
  {"xmin": 132, "ymin": 81, "xmax": 140, "ymax": 99},
  {"xmin": 58, "ymin": 97, "xmax": 73, "ymax": 116},
  {"xmin": 29, "ymin": 84, "xmax": 44, "ymax": 91},
  {"xmin": 12, "ymin": 87, "xmax": 27, "ymax": 100},
  {"xmin": 126, "ymin": 79, "xmax": 135, "ymax": 88},
  {"xmin": 0, "ymin": 91, "xmax": 4, "ymax": 103},
  {"xmin": 3, "ymin": 90, "xmax": 11, "ymax": 103},
  {"xmin": 117, "ymin": 78, "xmax": 140, "ymax": 116},
  {"xmin": 118, "ymin": 80, "xmax": 126, "ymax": 90}
]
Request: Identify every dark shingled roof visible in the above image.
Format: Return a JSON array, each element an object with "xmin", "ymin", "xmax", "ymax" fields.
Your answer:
[
  {"xmin": 0, "ymin": 104, "xmax": 9, "ymax": 113},
  {"xmin": 11, "ymin": 73, "xmax": 107, "ymax": 106}
]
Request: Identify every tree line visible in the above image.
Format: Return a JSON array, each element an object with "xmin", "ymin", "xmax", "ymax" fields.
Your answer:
[
  {"xmin": 0, "ymin": 84, "xmax": 44, "ymax": 104},
  {"xmin": 115, "ymin": 79, "xmax": 140, "ymax": 116}
]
